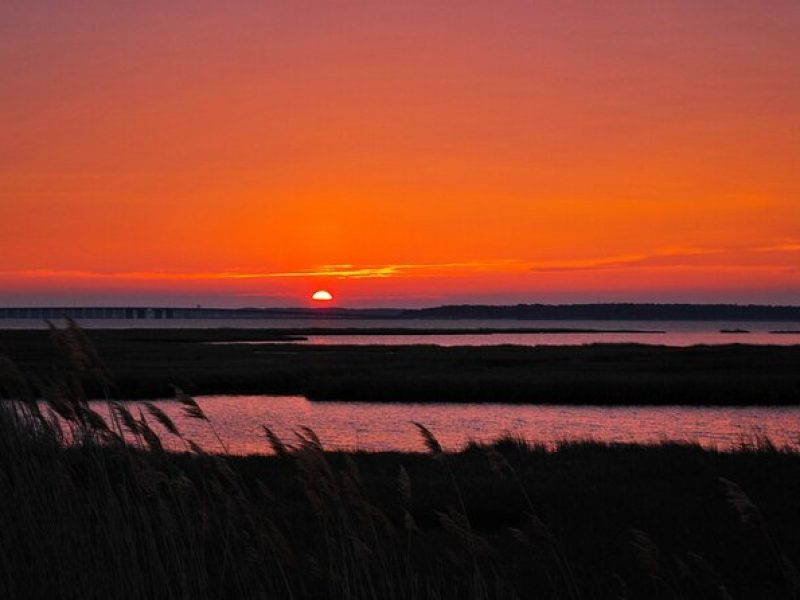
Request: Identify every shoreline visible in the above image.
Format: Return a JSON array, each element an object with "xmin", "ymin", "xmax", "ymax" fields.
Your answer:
[{"xmin": 1, "ymin": 328, "xmax": 799, "ymax": 405}]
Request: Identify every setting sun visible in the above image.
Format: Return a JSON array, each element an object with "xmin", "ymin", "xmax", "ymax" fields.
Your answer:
[{"xmin": 311, "ymin": 290, "xmax": 333, "ymax": 302}]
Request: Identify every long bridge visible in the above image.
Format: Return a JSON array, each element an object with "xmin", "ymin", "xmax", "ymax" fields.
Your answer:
[
  {"xmin": 0, "ymin": 307, "xmax": 297, "ymax": 320},
  {"xmin": 0, "ymin": 306, "xmax": 401, "ymax": 320}
]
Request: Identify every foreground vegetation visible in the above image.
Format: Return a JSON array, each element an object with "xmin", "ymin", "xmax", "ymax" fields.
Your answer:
[
  {"xmin": 2, "ymin": 397, "xmax": 800, "ymax": 599},
  {"xmin": 1, "ymin": 325, "xmax": 800, "ymax": 599},
  {"xmin": 1, "ymin": 327, "xmax": 799, "ymax": 404}
]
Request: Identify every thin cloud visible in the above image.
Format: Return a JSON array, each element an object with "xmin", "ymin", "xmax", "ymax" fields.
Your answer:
[
  {"xmin": 528, "ymin": 254, "xmax": 649, "ymax": 272},
  {"xmin": 0, "ymin": 260, "xmax": 531, "ymax": 283},
  {"xmin": 264, "ymin": 265, "xmax": 400, "ymax": 279},
  {"xmin": 525, "ymin": 242, "xmax": 800, "ymax": 273},
  {"xmin": 2, "ymin": 243, "xmax": 797, "ymax": 283},
  {"xmin": 528, "ymin": 247, "xmax": 721, "ymax": 273},
  {"xmin": 266, "ymin": 260, "xmax": 530, "ymax": 279},
  {"xmin": 754, "ymin": 242, "xmax": 800, "ymax": 253}
]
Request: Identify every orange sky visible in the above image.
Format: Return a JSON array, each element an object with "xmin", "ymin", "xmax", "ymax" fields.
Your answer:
[{"xmin": 1, "ymin": 1, "xmax": 799, "ymax": 306}]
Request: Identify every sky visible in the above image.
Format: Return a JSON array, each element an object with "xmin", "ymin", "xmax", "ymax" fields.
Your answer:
[{"xmin": 1, "ymin": 1, "xmax": 799, "ymax": 307}]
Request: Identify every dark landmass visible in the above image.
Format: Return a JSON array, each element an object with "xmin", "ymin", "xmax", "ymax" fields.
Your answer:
[
  {"xmin": 3, "ymin": 325, "xmax": 800, "ymax": 599},
  {"xmin": 771, "ymin": 330, "xmax": 800, "ymax": 334},
  {"xmin": 3, "ymin": 398, "xmax": 799, "ymax": 599},
  {"xmin": 1, "ymin": 328, "xmax": 798, "ymax": 404},
  {"xmin": 3, "ymin": 302, "xmax": 800, "ymax": 322}
]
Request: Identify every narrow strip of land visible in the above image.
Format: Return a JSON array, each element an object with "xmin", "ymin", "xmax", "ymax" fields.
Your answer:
[{"xmin": 1, "ymin": 328, "xmax": 798, "ymax": 405}]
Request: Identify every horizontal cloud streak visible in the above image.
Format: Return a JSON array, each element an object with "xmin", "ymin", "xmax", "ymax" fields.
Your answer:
[
  {"xmin": 1, "ymin": 242, "xmax": 798, "ymax": 286},
  {"xmin": 0, "ymin": 260, "xmax": 532, "ymax": 283},
  {"xmin": 754, "ymin": 241, "xmax": 800, "ymax": 253},
  {"xmin": 528, "ymin": 244, "xmax": 797, "ymax": 273}
]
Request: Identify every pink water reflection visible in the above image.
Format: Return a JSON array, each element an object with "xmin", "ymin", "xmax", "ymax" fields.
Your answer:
[
  {"xmin": 302, "ymin": 331, "xmax": 800, "ymax": 346},
  {"xmin": 88, "ymin": 396, "xmax": 800, "ymax": 455}
]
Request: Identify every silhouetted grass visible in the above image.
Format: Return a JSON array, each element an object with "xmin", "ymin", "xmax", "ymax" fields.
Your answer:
[
  {"xmin": 2, "ymin": 323, "xmax": 800, "ymax": 598},
  {"xmin": 0, "ymin": 324, "xmax": 799, "ymax": 598},
  {"xmin": 3, "ymin": 395, "xmax": 800, "ymax": 599},
  {"xmin": 1, "ymin": 328, "xmax": 799, "ymax": 404}
]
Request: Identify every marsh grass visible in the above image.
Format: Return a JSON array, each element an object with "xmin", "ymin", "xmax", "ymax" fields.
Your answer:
[
  {"xmin": 1, "ymin": 325, "xmax": 800, "ymax": 599},
  {"xmin": 3, "ymin": 328, "xmax": 800, "ymax": 405}
]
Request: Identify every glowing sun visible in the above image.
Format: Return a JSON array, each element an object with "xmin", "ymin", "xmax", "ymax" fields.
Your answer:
[{"xmin": 311, "ymin": 290, "xmax": 333, "ymax": 302}]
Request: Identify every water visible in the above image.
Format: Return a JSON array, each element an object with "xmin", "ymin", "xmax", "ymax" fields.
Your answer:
[
  {"xmin": 298, "ymin": 328, "xmax": 799, "ymax": 346},
  {"xmin": 6, "ymin": 318, "xmax": 800, "ymax": 346},
  {"xmin": 86, "ymin": 396, "xmax": 800, "ymax": 455},
  {"xmin": 20, "ymin": 319, "xmax": 800, "ymax": 455}
]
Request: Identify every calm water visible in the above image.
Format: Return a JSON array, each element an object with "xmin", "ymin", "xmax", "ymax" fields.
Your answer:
[
  {"xmin": 86, "ymin": 396, "xmax": 800, "ymax": 455},
  {"xmin": 7, "ymin": 318, "xmax": 800, "ymax": 346},
  {"xmin": 299, "ymin": 329, "xmax": 800, "ymax": 346}
]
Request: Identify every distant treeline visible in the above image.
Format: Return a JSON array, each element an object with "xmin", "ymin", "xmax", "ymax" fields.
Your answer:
[
  {"xmin": 2, "ymin": 303, "xmax": 800, "ymax": 321},
  {"xmin": 402, "ymin": 303, "xmax": 800, "ymax": 321}
]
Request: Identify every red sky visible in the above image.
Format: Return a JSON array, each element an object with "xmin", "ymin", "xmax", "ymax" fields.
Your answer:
[{"xmin": 2, "ymin": 1, "xmax": 799, "ymax": 307}]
